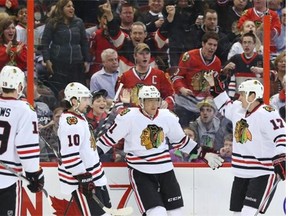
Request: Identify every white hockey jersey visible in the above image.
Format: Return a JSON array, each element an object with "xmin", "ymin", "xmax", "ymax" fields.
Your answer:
[
  {"xmin": 58, "ymin": 111, "xmax": 107, "ymax": 194},
  {"xmin": 97, "ymin": 108, "xmax": 197, "ymax": 174},
  {"xmin": 0, "ymin": 98, "xmax": 40, "ymax": 189},
  {"xmin": 214, "ymin": 92, "xmax": 286, "ymax": 178}
]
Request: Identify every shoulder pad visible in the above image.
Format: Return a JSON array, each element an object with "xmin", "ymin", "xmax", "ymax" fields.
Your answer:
[
  {"xmin": 262, "ymin": 105, "xmax": 275, "ymax": 112},
  {"xmin": 120, "ymin": 108, "xmax": 131, "ymax": 116},
  {"xmin": 168, "ymin": 110, "xmax": 178, "ymax": 117},
  {"xmin": 66, "ymin": 116, "xmax": 78, "ymax": 125},
  {"xmin": 181, "ymin": 52, "xmax": 190, "ymax": 62}
]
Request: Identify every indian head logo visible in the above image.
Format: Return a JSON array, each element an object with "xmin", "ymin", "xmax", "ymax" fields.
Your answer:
[
  {"xmin": 140, "ymin": 124, "xmax": 164, "ymax": 150},
  {"xmin": 234, "ymin": 119, "xmax": 252, "ymax": 144}
]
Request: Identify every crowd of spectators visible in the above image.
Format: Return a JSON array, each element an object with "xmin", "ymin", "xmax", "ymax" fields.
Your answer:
[{"xmin": 0, "ymin": 0, "xmax": 285, "ymax": 163}]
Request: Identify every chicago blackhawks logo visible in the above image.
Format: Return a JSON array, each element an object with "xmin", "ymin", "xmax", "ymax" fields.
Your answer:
[
  {"xmin": 120, "ymin": 108, "xmax": 130, "ymax": 116},
  {"xmin": 191, "ymin": 70, "xmax": 210, "ymax": 95},
  {"xmin": 181, "ymin": 52, "xmax": 190, "ymax": 62},
  {"xmin": 66, "ymin": 116, "xmax": 78, "ymax": 125},
  {"xmin": 263, "ymin": 105, "xmax": 275, "ymax": 112},
  {"xmin": 234, "ymin": 119, "xmax": 252, "ymax": 144},
  {"xmin": 130, "ymin": 84, "xmax": 144, "ymax": 105},
  {"xmin": 140, "ymin": 124, "xmax": 164, "ymax": 150}
]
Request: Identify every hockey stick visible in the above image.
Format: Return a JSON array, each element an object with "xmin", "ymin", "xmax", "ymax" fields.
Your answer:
[
  {"xmin": 64, "ymin": 196, "xmax": 73, "ymax": 216},
  {"xmin": 92, "ymin": 191, "xmax": 133, "ymax": 216},
  {"xmin": 39, "ymin": 135, "xmax": 62, "ymax": 165},
  {"xmin": 95, "ymin": 83, "xmax": 124, "ymax": 141},
  {"xmin": 0, "ymin": 160, "xmax": 48, "ymax": 197},
  {"xmin": 254, "ymin": 177, "xmax": 281, "ymax": 216}
]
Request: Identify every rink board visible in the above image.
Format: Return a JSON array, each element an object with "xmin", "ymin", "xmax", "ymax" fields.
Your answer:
[{"xmin": 21, "ymin": 162, "xmax": 286, "ymax": 216}]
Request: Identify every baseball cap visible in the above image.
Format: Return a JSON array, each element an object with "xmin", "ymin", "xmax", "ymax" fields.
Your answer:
[
  {"xmin": 134, "ymin": 43, "xmax": 150, "ymax": 54},
  {"xmin": 91, "ymin": 89, "xmax": 108, "ymax": 102},
  {"xmin": 197, "ymin": 98, "xmax": 217, "ymax": 111}
]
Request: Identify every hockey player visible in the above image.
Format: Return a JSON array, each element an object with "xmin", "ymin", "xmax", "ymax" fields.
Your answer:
[
  {"xmin": 204, "ymin": 72, "xmax": 286, "ymax": 216},
  {"xmin": 97, "ymin": 85, "xmax": 224, "ymax": 216},
  {"xmin": 0, "ymin": 66, "xmax": 44, "ymax": 215},
  {"xmin": 58, "ymin": 82, "xmax": 111, "ymax": 215}
]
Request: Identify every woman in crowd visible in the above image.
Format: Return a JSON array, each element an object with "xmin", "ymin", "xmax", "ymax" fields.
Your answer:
[
  {"xmin": 41, "ymin": 0, "xmax": 90, "ymax": 97},
  {"xmin": 0, "ymin": 17, "xmax": 27, "ymax": 71}
]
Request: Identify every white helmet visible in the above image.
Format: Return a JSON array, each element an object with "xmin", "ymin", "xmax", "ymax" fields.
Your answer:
[
  {"xmin": 64, "ymin": 82, "xmax": 91, "ymax": 102},
  {"xmin": 138, "ymin": 85, "xmax": 161, "ymax": 108},
  {"xmin": 0, "ymin": 66, "xmax": 25, "ymax": 90},
  {"xmin": 238, "ymin": 79, "xmax": 264, "ymax": 100},
  {"xmin": 138, "ymin": 85, "xmax": 161, "ymax": 100}
]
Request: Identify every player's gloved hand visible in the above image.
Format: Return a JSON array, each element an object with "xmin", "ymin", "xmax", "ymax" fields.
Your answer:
[
  {"xmin": 272, "ymin": 153, "xmax": 286, "ymax": 180},
  {"xmin": 204, "ymin": 153, "xmax": 224, "ymax": 169},
  {"xmin": 25, "ymin": 168, "xmax": 45, "ymax": 193},
  {"xmin": 204, "ymin": 70, "xmax": 224, "ymax": 97},
  {"xmin": 74, "ymin": 172, "xmax": 95, "ymax": 197}
]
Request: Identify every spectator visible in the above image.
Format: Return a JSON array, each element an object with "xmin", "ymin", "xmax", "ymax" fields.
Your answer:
[
  {"xmin": 188, "ymin": 8, "xmax": 233, "ymax": 64},
  {"xmin": 171, "ymin": 32, "xmax": 222, "ymax": 127},
  {"xmin": 100, "ymin": 1, "xmax": 176, "ymax": 73},
  {"xmin": 274, "ymin": 7, "xmax": 286, "ymax": 54},
  {"xmin": 189, "ymin": 98, "xmax": 224, "ymax": 153},
  {"xmin": 219, "ymin": 133, "xmax": 233, "ymax": 162},
  {"xmin": 270, "ymin": 51, "xmax": 286, "ymax": 96},
  {"xmin": 0, "ymin": 17, "xmax": 27, "ymax": 71},
  {"xmin": 15, "ymin": 5, "xmax": 27, "ymax": 44},
  {"xmin": 41, "ymin": 0, "xmax": 90, "ymax": 97},
  {"xmin": 270, "ymin": 74, "xmax": 286, "ymax": 112},
  {"xmin": 116, "ymin": 43, "xmax": 175, "ymax": 110},
  {"xmin": 85, "ymin": 89, "xmax": 125, "ymax": 162},
  {"xmin": 137, "ymin": 0, "xmax": 165, "ymax": 36},
  {"xmin": 118, "ymin": 3, "xmax": 135, "ymax": 34},
  {"xmin": 39, "ymin": 107, "xmax": 64, "ymax": 162},
  {"xmin": 0, "ymin": 0, "xmax": 18, "ymax": 15},
  {"xmin": 166, "ymin": 0, "xmax": 206, "ymax": 67},
  {"xmin": 88, "ymin": 9, "xmax": 116, "ymax": 77},
  {"xmin": 90, "ymin": 48, "xmax": 119, "ymax": 100},
  {"xmin": 237, "ymin": 0, "xmax": 282, "ymax": 56},
  {"xmin": 227, "ymin": 20, "xmax": 262, "ymax": 60},
  {"xmin": 223, "ymin": 31, "xmax": 264, "ymax": 98}
]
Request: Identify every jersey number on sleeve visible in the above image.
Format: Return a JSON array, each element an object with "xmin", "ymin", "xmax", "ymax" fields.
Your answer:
[
  {"xmin": 0, "ymin": 121, "xmax": 11, "ymax": 154},
  {"xmin": 68, "ymin": 134, "xmax": 80, "ymax": 146},
  {"xmin": 270, "ymin": 118, "xmax": 285, "ymax": 130}
]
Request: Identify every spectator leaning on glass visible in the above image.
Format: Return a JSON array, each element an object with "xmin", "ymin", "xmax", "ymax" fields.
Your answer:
[{"xmin": 41, "ymin": 0, "xmax": 90, "ymax": 97}]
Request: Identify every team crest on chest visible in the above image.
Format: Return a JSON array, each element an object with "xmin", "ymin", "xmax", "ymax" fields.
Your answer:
[
  {"xmin": 234, "ymin": 119, "xmax": 252, "ymax": 144},
  {"xmin": 26, "ymin": 102, "xmax": 35, "ymax": 111},
  {"xmin": 66, "ymin": 116, "xmax": 78, "ymax": 125},
  {"xmin": 140, "ymin": 124, "xmax": 164, "ymax": 150},
  {"xmin": 263, "ymin": 105, "xmax": 275, "ymax": 112}
]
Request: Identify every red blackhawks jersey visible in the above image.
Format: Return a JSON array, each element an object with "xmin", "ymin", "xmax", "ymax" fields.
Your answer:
[
  {"xmin": 97, "ymin": 108, "xmax": 197, "ymax": 174},
  {"xmin": 172, "ymin": 48, "xmax": 222, "ymax": 97},
  {"xmin": 58, "ymin": 111, "xmax": 107, "ymax": 194},
  {"xmin": 0, "ymin": 97, "xmax": 40, "ymax": 189},
  {"xmin": 214, "ymin": 92, "xmax": 286, "ymax": 178},
  {"xmin": 117, "ymin": 66, "xmax": 175, "ymax": 110}
]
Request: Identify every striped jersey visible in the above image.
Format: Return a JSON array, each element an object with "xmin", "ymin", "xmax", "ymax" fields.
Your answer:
[
  {"xmin": 0, "ymin": 97, "xmax": 40, "ymax": 189},
  {"xmin": 97, "ymin": 108, "xmax": 197, "ymax": 174},
  {"xmin": 58, "ymin": 111, "xmax": 107, "ymax": 194},
  {"xmin": 214, "ymin": 92, "xmax": 286, "ymax": 178}
]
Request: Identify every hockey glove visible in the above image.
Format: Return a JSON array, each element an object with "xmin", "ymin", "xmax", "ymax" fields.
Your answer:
[
  {"xmin": 199, "ymin": 147, "xmax": 224, "ymax": 169},
  {"xmin": 74, "ymin": 172, "xmax": 95, "ymax": 197},
  {"xmin": 25, "ymin": 168, "xmax": 45, "ymax": 193},
  {"xmin": 272, "ymin": 154, "xmax": 286, "ymax": 180},
  {"xmin": 203, "ymin": 70, "xmax": 224, "ymax": 97}
]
